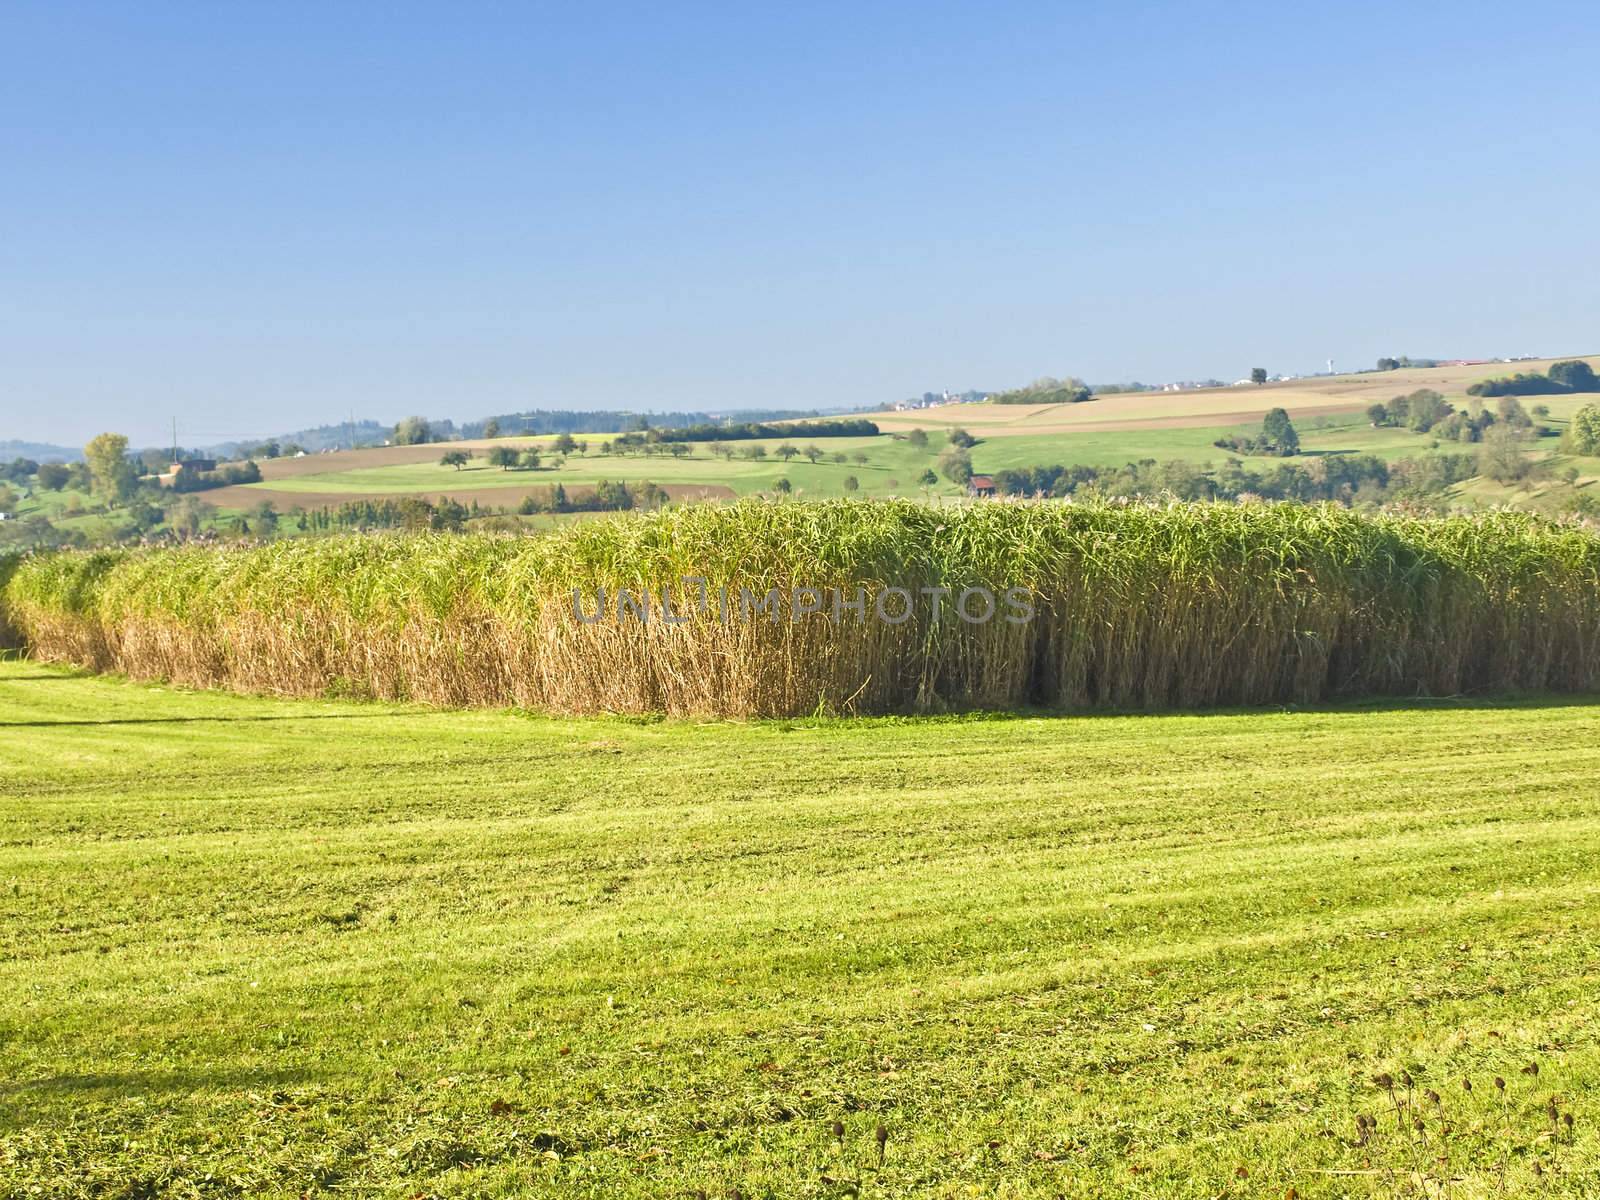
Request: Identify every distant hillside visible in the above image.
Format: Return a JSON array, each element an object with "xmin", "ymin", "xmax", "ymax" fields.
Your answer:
[
  {"xmin": 188, "ymin": 409, "xmax": 832, "ymax": 457},
  {"xmin": 456, "ymin": 408, "xmax": 822, "ymax": 438},
  {"xmin": 0, "ymin": 440, "xmax": 80, "ymax": 462}
]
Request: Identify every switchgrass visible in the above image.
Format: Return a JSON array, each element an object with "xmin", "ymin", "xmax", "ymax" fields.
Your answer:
[{"xmin": 4, "ymin": 499, "xmax": 1600, "ymax": 716}]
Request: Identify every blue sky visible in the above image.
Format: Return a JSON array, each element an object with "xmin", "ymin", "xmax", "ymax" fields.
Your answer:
[{"xmin": 3, "ymin": 1, "xmax": 1598, "ymax": 446}]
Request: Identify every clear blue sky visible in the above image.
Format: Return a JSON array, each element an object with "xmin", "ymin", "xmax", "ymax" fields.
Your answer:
[{"xmin": 4, "ymin": 1, "xmax": 1598, "ymax": 447}]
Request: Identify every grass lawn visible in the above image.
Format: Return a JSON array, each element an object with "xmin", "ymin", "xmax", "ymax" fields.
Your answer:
[{"xmin": 2, "ymin": 660, "xmax": 1598, "ymax": 1196}]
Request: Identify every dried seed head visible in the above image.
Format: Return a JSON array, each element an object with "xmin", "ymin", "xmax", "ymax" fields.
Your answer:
[
  {"xmin": 1534, "ymin": 1162, "xmax": 1544, "ymax": 1177},
  {"xmin": 830, "ymin": 1120, "xmax": 845, "ymax": 1141},
  {"xmin": 875, "ymin": 1123, "xmax": 887, "ymax": 1146},
  {"xmin": 1401, "ymin": 1071, "xmax": 1414, "ymax": 1088},
  {"xmin": 1374, "ymin": 1072, "xmax": 1394, "ymax": 1091},
  {"xmin": 1462, "ymin": 1078, "xmax": 1472, "ymax": 1092},
  {"xmin": 1493, "ymin": 1076, "xmax": 1505, "ymax": 1092},
  {"xmin": 1426, "ymin": 1089, "xmax": 1440, "ymax": 1106},
  {"xmin": 1522, "ymin": 1062, "xmax": 1540, "ymax": 1076},
  {"xmin": 1564, "ymin": 1113, "xmax": 1575, "ymax": 1130}
]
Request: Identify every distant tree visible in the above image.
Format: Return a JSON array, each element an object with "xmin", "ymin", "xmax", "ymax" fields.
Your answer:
[
  {"xmin": 552, "ymin": 432, "xmax": 578, "ymax": 455},
  {"xmin": 439, "ymin": 451, "xmax": 469, "ymax": 470},
  {"xmin": 774, "ymin": 478, "xmax": 792, "ymax": 494},
  {"xmin": 519, "ymin": 450, "xmax": 541, "ymax": 470},
  {"xmin": 552, "ymin": 483, "xmax": 569, "ymax": 512},
  {"xmin": 1548, "ymin": 360, "xmax": 1599, "ymax": 393},
  {"xmin": 947, "ymin": 427, "xmax": 976, "ymax": 449},
  {"xmin": 1366, "ymin": 402, "xmax": 1390, "ymax": 427},
  {"xmin": 906, "ymin": 428, "xmax": 929, "ymax": 449},
  {"xmin": 802, "ymin": 444, "xmax": 823, "ymax": 464},
  {"xmin": 483, "ymin": 418, "xmax": 501, "ymax": 438},
  {"xmin": 488, "ymin": 446, "xmax": 519, "ymax": 470},
  {"xmin": 830, "ymin": 451, "xmax": 848, "ymax": 464},
  {"xmin": 169, "ymin": 494, "xmax": 214, "ymax": 537},
  {"xmin": 251, "ymin": 500, "xmax": 279, "ymax": 533},
  {"xmin": 1478, "ymin": 426, "xmax": 1530, "ymax": 483},
  {"xmin": 0, "ymin": 485, "xmax": 16, "ymax": 515},
  {"xmin": 742, "ymin": 444, "xmax": 768, "ymax": 461},
  {"xmin": 3, "ymin": 457, "xmax": 39, "ymax": 484},
  {"xmin": 990, "ymin": 376, "xmax": 1091, "ymax": 405},
  {"xmin": 1566, "ymin": 404, "xmax": 1600, "ymax": 455},
  {"xmin": 1250, "ymin": 368, "xmax": 1269, "ymax": 386},
  {"xmin": 1376, "ymin": 357, "xmax": 1401, "ymax": 371},
  {"xmin": 711, "ymin": 442, "xmax": 735, "ymax": 460},
  {"xmin": 393, "ymin": 416, "xmax": 432, "ymax": 445},
  {"xmin": 939, "ymin": 448, "xmax": 973, "ymax": 485},
  {"xmin": 83, "ymin": 433, "xmax": 135, "ymax": 503},
  {"xmin": 36, "ymin": 463, "xmax": 70, "ymax": 490},
  {"xmin": 842, "ymin": 475, "xmax": 860, "ymax": 492},
  {"xmin": 433, "ymin": 498, "xmax": 468, "ymax": 531},
  {"xmin": 851, "ymin": 450, "xmax": 869, "ymax": 465},
  {"xmin": 1261, "ymin": 408, "xmax": 1300, "ymax": 455},
  {"xmin": 776, "ymin": 442, "xmax": 800, "ymax": 462},
  {"xmin": 1562, "ymin": 465, "xmax": 1582, "ymax": 486},
  {"xmin": 917, "ymin": 468, "xmax": 939, "ymax": 487},
  {"xmin": 669, "ymin": 442, "xmax": 690, "ymax": 458},
  {"xmin": 1495, "ymin": 396, "xmax": 1533, "ymax": 430},
  {"xmin": 1404, "ymin": 389, "xmax": 1453, "ymax": 433}
]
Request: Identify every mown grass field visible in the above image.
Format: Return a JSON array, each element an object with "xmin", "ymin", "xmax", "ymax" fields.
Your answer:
[{"xmin": 3, "ymin": 658, "xmax": 1598, "ymax": 1197}]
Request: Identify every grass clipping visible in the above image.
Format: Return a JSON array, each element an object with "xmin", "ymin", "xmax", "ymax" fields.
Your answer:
[{"xmin": 4, "ymin": 499, "xmax": 1599, "ymax": 715}]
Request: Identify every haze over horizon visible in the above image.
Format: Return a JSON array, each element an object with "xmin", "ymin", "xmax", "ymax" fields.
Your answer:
[{"xmin": 4, "ymin": 0, "xmax": 1599, "ymax": 447}]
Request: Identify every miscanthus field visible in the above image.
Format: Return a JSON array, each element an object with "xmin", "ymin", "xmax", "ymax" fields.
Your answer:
[
  {"xmin": 7, "ymin": 500, "xmax": 1600, "ymax": 718},
  {"xmin": 2, "ymin": 660, "xmax": 1599, "ymax": 1197}
]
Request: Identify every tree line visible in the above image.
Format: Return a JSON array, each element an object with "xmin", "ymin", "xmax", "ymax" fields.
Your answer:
[{"xmin": 1467, "ymin": 359, "xmax": 1598, "ymax": 398}]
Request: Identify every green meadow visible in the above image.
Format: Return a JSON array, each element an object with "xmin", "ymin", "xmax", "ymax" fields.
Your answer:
[
  {"xmin": 247, "ymin": 436, "xmax": 952, "ymax": 500},
  {"xmin": 3, "ymin": 659, "xmax": 1597, "ymax": 1196}
]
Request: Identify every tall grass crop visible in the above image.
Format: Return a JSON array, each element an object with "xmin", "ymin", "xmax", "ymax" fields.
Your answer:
[{"xmin": 3, "ymin": 499, "xmax": 1599, "ymax": 715}]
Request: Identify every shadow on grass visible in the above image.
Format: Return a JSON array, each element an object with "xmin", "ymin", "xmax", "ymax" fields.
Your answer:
[
  {"xmin": 0, "ymin": 713, "xmax": 406, "ymax": 728},
  {"xmin": 0, "ymin": 1066, "xmax": 316, "ymax": 1102},
  {"xmin": 757, "ymin": 689, "xmax": 1600, "ymax": 730}
]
